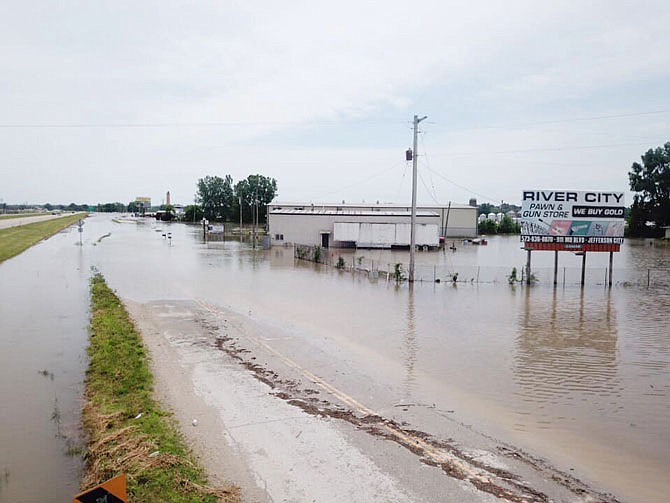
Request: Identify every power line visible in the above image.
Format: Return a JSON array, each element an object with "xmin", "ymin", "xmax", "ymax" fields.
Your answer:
[
  {"xmin": 442, "ymin": 140, "xmax": 659, "ymax": 157},
  {"xmin": 419, "ymin": 133, "xmax": 441, "ymax": 203},
  {"xmin": 437, "ymin": 109, "xmax": 670, "ymax": 133},
  {"xmin": 0, "ymin": 119, "xmax": 407, "ymax": 129},
  {"xmin": 417, "ymin": 169, "xmax": 440, "ymax": 204},
  {"xmin": 0, "ymin": 109, "xmax": 666, "ymax": 130},
  {"xmin": 422, "ymin": 164, "xmax": 503, "ymax": 204},
  {"xmin": 320, "ymin": 162, "xmax": 402, "ymax": 196}
]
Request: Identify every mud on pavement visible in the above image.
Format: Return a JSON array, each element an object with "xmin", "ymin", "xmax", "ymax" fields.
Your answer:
[
  {"xmin": 130, "ymin": 298, "xmax": 623, "ymax": 503},
  {"xmin": 210, "ymin": 321, "xmax": 620, "ymax": 503}
]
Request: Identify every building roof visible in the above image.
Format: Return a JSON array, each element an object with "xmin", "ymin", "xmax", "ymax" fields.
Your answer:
[
  {"xmin": 268, "ymin": 201, "xmax": 475, "ymax": 210},
  {"xmin": 270, "ymin": 208, "xmax": 439, "ymax": 217}
]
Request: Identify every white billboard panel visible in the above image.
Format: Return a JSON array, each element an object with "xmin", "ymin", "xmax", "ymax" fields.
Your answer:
[{"xmin": 520, "ymin": 190, "xmax": 624, "ymax": 247}]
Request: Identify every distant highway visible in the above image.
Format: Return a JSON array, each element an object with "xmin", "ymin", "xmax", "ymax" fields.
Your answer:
[{"xmin": 0, "ymin": 213, "xmax": 85, "ymax": 230}]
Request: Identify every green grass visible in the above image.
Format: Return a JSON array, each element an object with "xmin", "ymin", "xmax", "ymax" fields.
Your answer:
[
  {"xmin": 85, "ymin": 273, "xmax": 239, "ymax": 503},
  {"xmin": 0, "ymin": 213, "xmax": 85, "ymax": 263}
]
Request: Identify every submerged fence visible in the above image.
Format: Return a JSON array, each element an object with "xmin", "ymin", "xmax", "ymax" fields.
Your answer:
[{"xmin": 293, "ymin": 244, "xmax": 670, "ymax": 288}]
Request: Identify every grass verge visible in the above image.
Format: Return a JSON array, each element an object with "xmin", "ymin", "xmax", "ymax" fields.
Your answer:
[
  {"xmin": 84, "ymin": 273, "xmax": 240, "ymax": 503},
  {"xmin": 0, "ymin": 213, "xmax": 85, "ymax": 263}
]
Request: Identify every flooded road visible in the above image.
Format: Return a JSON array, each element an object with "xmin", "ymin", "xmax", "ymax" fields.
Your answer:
[
  {"xmin": 90, "ymin": 216, "xmax": 669, "ymax": 501},
  {"xmin": 1, "ymin": 213, "xmax": 668, "ymax": 502}
]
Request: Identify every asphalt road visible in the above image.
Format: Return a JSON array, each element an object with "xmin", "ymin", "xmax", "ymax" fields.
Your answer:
[{"xmin": 0, "ymin": 213, "xmax": 81, "ymax": 230}]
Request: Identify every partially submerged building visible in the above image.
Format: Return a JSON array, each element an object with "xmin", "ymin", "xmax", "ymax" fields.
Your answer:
[{"xmin": 267, "ymin": 202, "xmax": 477, "ymax": 248}]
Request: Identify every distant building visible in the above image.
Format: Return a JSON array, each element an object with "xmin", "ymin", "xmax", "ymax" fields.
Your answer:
[
  {"xmin": 135, "ymin": 196, "xmax": 151, "ymax": 212},
  {"xmin": 267, "ymin": 202, "xmax": 477, "ymax": 248}
]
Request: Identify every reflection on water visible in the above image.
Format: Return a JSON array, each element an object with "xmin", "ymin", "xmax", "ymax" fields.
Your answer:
[
  {"xmin": 402, "ymin": 287, "xmax": 418, "ymax": 400},
  {"xmin": 90, "ymin": 219, "xmax": 669, "ymax": 499},
  {"xmin": 514, "ymin": 288, "xmax": 621, "ymax": 430},
  {"xmin": 0, "ymin": 226, "xmax": 88, "ymax": 503}
]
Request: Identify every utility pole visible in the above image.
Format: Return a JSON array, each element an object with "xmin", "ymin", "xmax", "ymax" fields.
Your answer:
[
  {"xmin": 409, "ymin": 114, "xmax": 427, "ymax": 283},
  {"xmin": 252, "ymin": 176, "xmax": 258, "ymax": 249}
]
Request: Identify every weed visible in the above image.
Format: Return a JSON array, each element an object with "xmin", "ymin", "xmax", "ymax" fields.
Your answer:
[
  {"xmin": 336, "ymin": 256, "xmax": 345, "ymax": 269},
  {"xmin": 393, "ymin": 263, "xmax": 406, "ymax": 283},
  {"xmin": 84, "ymin": 273, "xmax": 239, "ymax": 502},
  {"xmin": 38, "ymin": 369, "xmax": 55, "ymax": 380},
  {"xmin": 64, "ymin": 440, "xmax": 84, "ymax": 457}
]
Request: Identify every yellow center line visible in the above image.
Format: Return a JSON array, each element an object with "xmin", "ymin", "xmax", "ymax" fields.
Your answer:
[{"xmin": 195, "ymin": 298, "xmax": 528, "ymax": 497}]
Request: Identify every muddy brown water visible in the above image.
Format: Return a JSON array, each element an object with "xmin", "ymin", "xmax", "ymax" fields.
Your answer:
[
  {"xmin": 1, "ymin": 213, "xmax": 668, "ymax": 502},
  {"xmin": 0, "ymin": 226, "xmax": 88, "ymax": 502}
]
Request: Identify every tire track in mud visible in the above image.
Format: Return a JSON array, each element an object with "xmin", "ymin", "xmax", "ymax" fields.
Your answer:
[{"xmin": 198, "ymin": 299, "xmax": 620, "ymax": 503}]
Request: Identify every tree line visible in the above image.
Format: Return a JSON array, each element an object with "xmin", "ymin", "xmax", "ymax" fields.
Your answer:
[
  {"xmin": 189, "ymin": 174, "xmax": 277, "ymax": 224},
  {"xmin": 627, "ymin": 141, "xmax": 670, "ymax": 237}
]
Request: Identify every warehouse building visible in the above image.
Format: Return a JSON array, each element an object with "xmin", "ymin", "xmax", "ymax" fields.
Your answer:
[{"xmin": 267, "ymin": 202, "xmax": 477, "ymax": 248}]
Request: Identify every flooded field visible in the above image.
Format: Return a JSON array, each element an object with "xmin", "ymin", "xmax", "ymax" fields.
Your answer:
[{"xmin": 1, "ymin": 213, "xmax": 668, "ymax": 502}]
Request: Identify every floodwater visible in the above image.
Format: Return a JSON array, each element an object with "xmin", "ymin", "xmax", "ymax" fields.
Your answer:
[
  {"xmin": 1, "ymin": 213, "xmax": 669, "ymax": 502},
  {"xmin": 0, "ymin": 225, "xmax": 88, "ymax": 502}
]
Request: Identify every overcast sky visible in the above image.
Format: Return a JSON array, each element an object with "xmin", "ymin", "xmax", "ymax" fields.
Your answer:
[{"xmin": 1, "ymin": 1, "xmax": 668, "ymax": 207}]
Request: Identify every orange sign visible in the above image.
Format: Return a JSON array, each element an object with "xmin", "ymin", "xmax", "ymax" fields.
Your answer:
[{"xmin": 73, "ymin": 473, "xmax": 127, "ymax": 503}]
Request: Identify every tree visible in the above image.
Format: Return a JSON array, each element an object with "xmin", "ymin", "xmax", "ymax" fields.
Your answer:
[
  {"xmin": 183, "ymin": 205, "xmax": 204, "ymax": 222},
  {"xmin": 628, "ymin": 141, "xmax": 670, "ymax": 235},
  {"xmin": 160, "ymin": 204, "xmax": 175, "ymax": 221},
  {"xmin": 626, "ymin": 197, "xmax": 647, "ymax": 237},
  {"xmin": 497, "ymin": 215, "xmax": 520, "ymax": 234},
  {"xmin": 97, "ymin": 202, "xmax": 125, "ymax": 213},
  {"xmin": 234, "ymin": 174, "xmax": 277, "ymax": 224},
  {"xmin": 196, "ymin": 175, "xmax": 235, "ymax": 221},
  {"xmin": 479, "ymin": 203, "xmax": 494, "ymax": 216},
  {"xmin": 478, "ymin": 220, "xmax": 497, "ymax": 234}
]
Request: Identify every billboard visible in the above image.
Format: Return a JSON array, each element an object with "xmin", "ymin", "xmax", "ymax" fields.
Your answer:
[{"xmin": 520, "ymin": 190, "xmax": 624, "ymax": 252}]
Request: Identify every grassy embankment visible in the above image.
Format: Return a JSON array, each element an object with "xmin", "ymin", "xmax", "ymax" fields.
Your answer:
[
  {"xmin": 0, "ymin": 213, "xmax": 84, "ymax": 263},
  {"xmin": 85, "ymin": 273, "xmax": 239, "ymax": 502}
]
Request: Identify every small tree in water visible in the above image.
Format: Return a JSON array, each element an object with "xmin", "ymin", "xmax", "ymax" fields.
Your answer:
[
  {"xmin": 393, "ymin": 263, "xmax": 405, "ymax": 283},
  {"xmin": 508, "ymin": 267, "xmax": 519, "ymax": 284}
]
